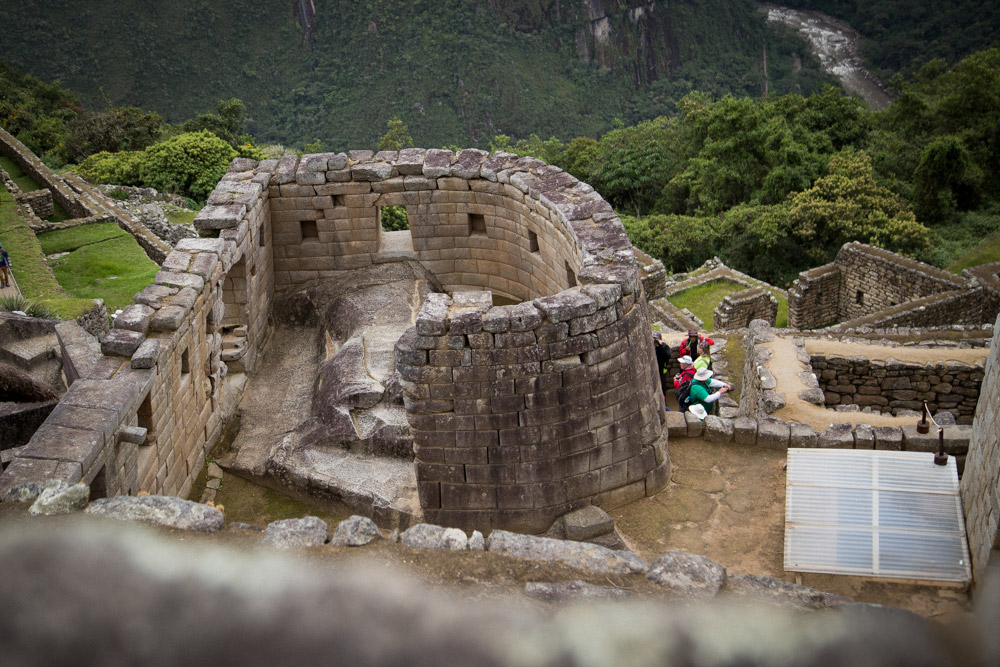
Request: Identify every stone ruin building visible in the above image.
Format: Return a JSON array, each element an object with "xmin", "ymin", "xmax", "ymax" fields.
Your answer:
[{"xmin": 2, "ymin": 130, "xmax": 1000, "ymax": 599}]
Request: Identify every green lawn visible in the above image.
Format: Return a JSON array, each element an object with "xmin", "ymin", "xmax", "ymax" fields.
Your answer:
[
  {"xmin": 38, "ymin": 222, "xmax": 159, "ymax": 312},
  {"xmin": 0, "ymin": 182, "xmax": 94, "ymax": 318},
  {"xmin": 165, "ymin": 209, "xmax": 197, "ymax": 226},
  {"xmin": 669, "ymin": 278, "xmax": 789, "ymax": 329}
]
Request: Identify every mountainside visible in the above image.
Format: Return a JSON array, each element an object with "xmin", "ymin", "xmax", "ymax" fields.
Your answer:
[{"xmin": 1, "ymin": 0, "xmax": 828, "ymax": 150}]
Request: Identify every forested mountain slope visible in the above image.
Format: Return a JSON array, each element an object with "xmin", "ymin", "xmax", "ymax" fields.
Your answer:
[{"xmin": 1, "ymin": 0, "xmax": 828, "ymax": 149}]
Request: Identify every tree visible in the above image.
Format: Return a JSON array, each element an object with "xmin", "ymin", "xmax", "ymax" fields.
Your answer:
[
  {"xmin": 67, "ymin": 107, "xmax": 163, "ymax": 162},
  {"xmin": 775, "ymin": 150, "xmax": 932, "ymax": 262},
  {"xmin": 377, "ymin": 117, "xmax": 413, "ymax": 151},
  {"xmin": 182, "ymin": 98, "xmax": 253, "ymax": 149},
  {"xmin": 592, "ymin": 117, "xmax": 677, "ymax": 218},
  {"xmin": 912, "ymin": 135, "xmax": 982, "ymax": 221}
]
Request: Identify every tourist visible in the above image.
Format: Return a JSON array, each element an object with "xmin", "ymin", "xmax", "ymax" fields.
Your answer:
[
  {"xmin": 687, "ymin": 368, "xmax": 731, "ymax": 415},
  {"xmin": 692, "ymin": 339, "xmax": 713, "ymax": 372},
  {"xmin": 673, "ymin": 355, "xmax": 697, "ymax": 410},
  {"xmin": 0, "ymin": 243, "xmax": 11, "ymax": 289},
  {"xmin": 652, "ymin": 331, "xmax": 671, "ymax": 401},
  {"xmin": 679, "ymin": 329, "xmax": 714, "ymax": 363}
]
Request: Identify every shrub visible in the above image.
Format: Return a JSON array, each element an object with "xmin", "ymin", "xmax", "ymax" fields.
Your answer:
[{"xmin": 0, "ymin": 295, "xmax": 56, "ymax": 319}]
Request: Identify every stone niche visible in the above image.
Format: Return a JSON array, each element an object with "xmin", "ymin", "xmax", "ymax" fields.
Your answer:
[{"xmin": 809, "ymin": 354, "xmax": 983, "ymax": 423}]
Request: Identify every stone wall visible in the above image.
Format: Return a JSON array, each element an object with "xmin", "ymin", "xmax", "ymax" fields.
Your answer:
[
  {"xmin": 19, "ymin": 189, "xmax": 53, "ymax": 219},
  {"xmin": 0, "ymin": 159, "xmax": 274, "ymax": 501},
  {"xmin": 0, "ymin": 127, "xmax": 87, "ymax": 218},
  {"xmin": 788, "ymin": 264, "xmax": 842, "ymax": 329},
  {"xmin": 2, "ymin": 150, "xmax": 666, "ymax": 533},
  {"xmin": 713, "ymin": 287, "xmax": 778, "ymax": 330},
  {"xmin": 961, "ymin": 313, "xmax": 1000, "ymax": 588},
  {"xmin": 837, "ymin": 243, "xmax": 965, "ymax": 320},
  {"xmin": 788, "ymin": 242, "xmax": 998, "ymax": 330},
  {"xmin": 396, "ymin": 285, "xmax": 668, "ymax": 533},
  {"xmin": 809, "ymin": 354, "xmax": 982, "ymax": 423}
]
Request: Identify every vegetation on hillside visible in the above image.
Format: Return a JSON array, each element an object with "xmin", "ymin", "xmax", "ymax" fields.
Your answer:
[
  {"xmin": 784, "ymin": 0, "xmax": 1000, "ymax": 81},
  {"xmin": 0, "ymin": 0, "xmax": 831, "ymax": 150},
  {"xmin": 513, "ymin": 49, "xmax": 1000, "ymax": 285}
]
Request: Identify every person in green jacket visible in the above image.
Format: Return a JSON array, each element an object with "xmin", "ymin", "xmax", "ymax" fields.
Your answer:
[{"xmin": 687, "ymin": 367, "xmax": 731, "ymax": 416}]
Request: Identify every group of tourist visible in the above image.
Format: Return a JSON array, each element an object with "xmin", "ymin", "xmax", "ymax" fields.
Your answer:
[{"xmin": 653, "ymin": 329, "xmax": 732, "ymax": 419}]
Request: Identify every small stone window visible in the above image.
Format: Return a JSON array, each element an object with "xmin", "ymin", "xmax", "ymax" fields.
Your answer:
[
  {"xmin": 300, "ymin": 220, "xmax": 319, "ymax": 242},
  {"xmin": 259, "ymin": 222, "xmax": 267, "ymax": 247},
  {"xmin": 380, "ymin": 205, "xmax": 409, "ymax": 231},
  {"xmin": 856, "ymin": 290, "xmax": 864, "ymax": 305},
  {"xmin": 528, "ymin": 230, "xmax": 539, "ymax": 253},
  {"xmin": 566, "ymin": 262, "xmax": 577, "ymax": 287},
  {"xmin": 333, "ymin": 194, "xmax": 345, "ymax": 207},
  {"xmin": 181, "ymin": 348, "xmax": 190, "ymax": 375},
  {"xmin": 469, "ymin": 213, "xmax": 486, "ymax": 236}
]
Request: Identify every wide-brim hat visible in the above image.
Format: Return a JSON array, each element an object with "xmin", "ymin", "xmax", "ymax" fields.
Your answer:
[
  {"xmin": 677, "ymin": 355, "xmax": 693, "ymax": 365},
  {"xmin": 688, "ymin": 404, "xmax": 708, "ymax": 420},
  {"xmin": 694, "ymin": 368, "xmax": 713, "ymax": 382}
]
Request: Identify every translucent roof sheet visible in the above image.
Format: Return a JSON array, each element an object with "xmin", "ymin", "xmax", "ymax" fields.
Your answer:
[{"xmin": 784, "ymin": 448, "xmax": 971, "ymax": 583}]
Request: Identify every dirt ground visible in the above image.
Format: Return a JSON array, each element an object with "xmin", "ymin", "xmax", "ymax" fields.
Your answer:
[{"xmin": 614, "ymin": 438, "xmax": 971, "ymax": 624}]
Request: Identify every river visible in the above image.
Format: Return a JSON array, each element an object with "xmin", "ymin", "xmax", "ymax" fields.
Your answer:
[{"xmin": 766, "ymin": 4, "xmax": 893, "ymax": 109}]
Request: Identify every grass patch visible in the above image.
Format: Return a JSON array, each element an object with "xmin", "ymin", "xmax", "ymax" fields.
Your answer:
[
  {"xmin": 946, "ymin": 230, "xmax": 1000, "ymax": 273},
  {"xmin": 669, "ymin": 278, "xmax": 788, "ymax": 329},
  {"xmin": 0, "ymin": 155, "xmax": 40, "ymax": 193},
  {"xmin": 0, "ymin": 155, "xmax": 72, "ymax": 222},
  {"xmin": 0, "ymin": 183, "xmax": 94, "ymax": 319},
  {"xmin": 39, "ymin": 222, "xmax": 159, "ymax": 312},
  {"xmin": 165, "ymin": 209, "xmax": 197, "ymax": 226}
]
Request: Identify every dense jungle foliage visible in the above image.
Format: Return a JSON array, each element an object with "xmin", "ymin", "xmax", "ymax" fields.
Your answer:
[{"xmin": 1, "ymin": 0, "xmax": 831, "ymax": 150}]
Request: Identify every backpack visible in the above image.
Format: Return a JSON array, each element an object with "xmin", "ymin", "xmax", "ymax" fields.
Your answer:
[
  {"xmin": 679, "ymin": 379, "xmax": 711, "ymax": 411},
  {"xmin": 676, "ymin": 379, "xmax": 693, "ymax": 410}
]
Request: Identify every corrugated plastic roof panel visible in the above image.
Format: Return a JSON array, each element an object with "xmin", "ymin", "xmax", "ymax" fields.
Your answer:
[{"xmin": 784, "ymin": 448, "xmax": 971, "ymax": 583}]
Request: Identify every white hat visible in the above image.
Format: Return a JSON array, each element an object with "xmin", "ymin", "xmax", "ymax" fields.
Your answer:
[
  {"xmin": 693, "ymin": 368, "xmax": 713, "ymax": 382},
  {"xmin": 688, "ymin": 404, "xmax": 708, "ymax": 420},
  {"xmin": 677, "ymin": 355, "xmax": 693, "ymax": 365}
]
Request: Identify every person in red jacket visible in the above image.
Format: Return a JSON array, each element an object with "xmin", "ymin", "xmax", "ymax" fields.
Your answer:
[{"xmin": 679, "ymin": 329, "xmax": 714, "ymax": 363}]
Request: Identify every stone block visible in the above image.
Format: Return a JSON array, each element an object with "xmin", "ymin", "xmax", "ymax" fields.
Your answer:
[
  {"xmin": 665, "ymin": 411, "xmax": 688, "ymax": 438},
  {"xmin": 873, "ymin": 427, "xmax": 903, "ymax": 451},
  {"xmin": 854, "ymin": 424, "xmax": 874, "ymax": 450},
  {"xmin": 563, "ymin": 505, "xmax": 614, "ymax": 541},
  {"xmin": 704, "ymin": 416, "xmax": 734, "ymax": 443},
  {"xmin": 901, "ymin": 425, "xmax": 972, "ymax": 455},
  {"xmin": 733, "ymin": 417, "xmax": 758, "ymax": 445},
  {"xmin": 100, "ymin": 329, "xmax": 145, "ymax": 357},
  {"xmin": 131, "ymin": 339, "xmax": 160, "ymax": 369},
  {"xmin": 788, "ymin": 422, "xmax": 819, "ymax": 448},
  {"xmin": 818, "ymin": 423, "xmax": 855, "ymax": 449},
  {"xmin": 114, "ymin": 304, "xmax": 154, "ymax": 334},
  {"xmin": 194, "ymin": 204, "xmax": 245, "ymax": 231},
  {"xmin": 757, "ymin": 418, "xmax": 789, "ymax": 449},
  {"xmin": 150, "ymin": 306, "xmax": 187, "ymax": 332},
  {"xmin": 684, "ymin": 412, "xmax": 704, "ymax": 438}
]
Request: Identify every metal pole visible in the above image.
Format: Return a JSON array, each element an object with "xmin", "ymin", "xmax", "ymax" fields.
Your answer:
[{"xmin": 917, "ymin": 401, "xmax": 930, "ymax": 434}]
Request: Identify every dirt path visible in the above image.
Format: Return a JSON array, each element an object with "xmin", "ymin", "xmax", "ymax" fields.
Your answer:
[{"xmin": 767, "ymin": 336, "xmax": 986, "ymax": 429}]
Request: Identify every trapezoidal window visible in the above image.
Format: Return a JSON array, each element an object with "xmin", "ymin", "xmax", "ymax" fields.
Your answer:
[
  {"xmin": 380, "ymin": 205, "xmax": 409, "ymax": 231},
  {"xmin": 181, "ymin": 348, "xmax": 190, "ymax": 375},
  {"xmin": 469, "ymin": 213, "xmax": 486, "ymax": 236},
  {"xmin": 566, "ymin": 262, "xmax": 577, "ymax": 287},
  {"xmin": 856, "ymin": 290, "xmax": 864, "ymax": 306},
  {"xmin": 528, "ymin": 230, "xmax": 539, "ymax": 253},
  {"xmin": 300, "ymin": 220, "xmax": 319, "ymax": 242}
]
